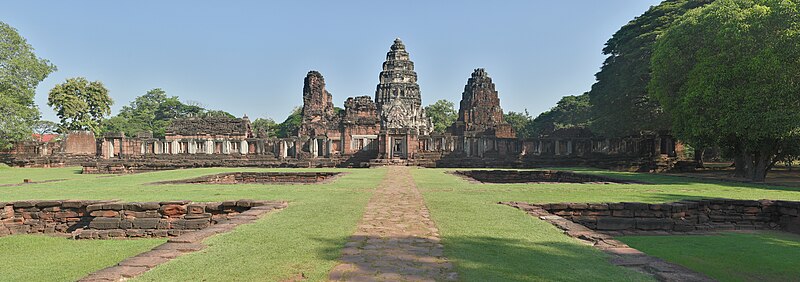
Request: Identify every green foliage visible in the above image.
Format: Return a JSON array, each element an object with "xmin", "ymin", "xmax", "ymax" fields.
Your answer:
[
  {"xmin": 251, "ymin": 117, "xmax": 279, "ymax": 137},
  {"xmin": 530, "ymin": 93, "xmax": 593, "ymax": 136},
  {"xmin": 0, "ymin": 21, "xmax": 57, "ymax": 149},
  {"xmin": 504, "ymin": 110, "xmax": 535, "ymax": 138},
  {"xmin": 47, "ymin": 77, "xmax": 112, "ymax": 134},
  {"xmin": 589, "ymin": 0, "xmax": 714, "ymax": 137},
  {"xmin": 31, "ymin": 120, "xmax": 59, "ymax": 140},
  {"xmin": 100, "ymin": 88, "xmax": 235, "ymax": 138},
  {"xmin": 276, "ymin": 107, "xmax": 302, "ymax": 138},
  {"xmin": 424, "ymin": 99, "xmax": 457, "ymax": 134},
  {"xmin": 650, "ymin": 0, "xmax": 800, "ymax": 181}
]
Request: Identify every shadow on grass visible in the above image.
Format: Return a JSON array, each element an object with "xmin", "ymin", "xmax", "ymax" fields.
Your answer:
[{"xmin": 316, "ymin": 235, "xmax": 645, "ymax": 281}]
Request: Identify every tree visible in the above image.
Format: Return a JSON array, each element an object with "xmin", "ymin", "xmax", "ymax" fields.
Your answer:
[
  {"xmin": 251, "ymin": 117, "xmax": 278, "ymax": 137},
  {"xmin": 649, "ymin": 0, "xmax": 800, "ymax": 181},
  {"xmin": 588, "ymin": 0, "xmax": 714, "ymax": 137},
  {"xmin": 48, "ymin": 77, "xmax": 112, "ymax": 134},
  {"xmin": 32, "ymin": 120, "xmax": 59, "ymax": 141},
  {"xmin": 424, "ymin": 99, "xmax": 457, "ymax": 134},
  {"xmin": 504, "ymin": 110, "xmax": 535, "ymax": 139},
  {"xmin": 0, "ymin": 21, "xmax": 57, "ymax": 149},
  {"xmin": 276, "ymin": 107, "xmax": 302, "ymax": 138},
  {"xmin": 530, "ymin": 93, "xmax": 592, "ymax": 136}
]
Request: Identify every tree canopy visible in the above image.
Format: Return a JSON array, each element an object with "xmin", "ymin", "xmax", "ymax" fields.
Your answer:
[
  {"xmin": 504, "ymin": 110, "xmax": 535, "ymax": 139},
  {"xmin": 251, "ymin": 117, "xmax": 278, "ymax": 138},
  {"xmin": 276, "ymin": 107, "xmax": 302, "ymax": 138},
  {"xmin": 588, "ymin": 0, "xmax": 714, "ymax": 137},
  {"xmin": 47, "ymin": 77, "xmax": 112, "ymax": 135},
  {"xmin": 0, "ymin": 21, "xmax": 57, "ymax": 149},
  {"xmin": 650, "ymin": 0, "xmax": 800, "ymax": 181},
  {"xmin": 530, "ymin": 93, "xmax": 592, "ymax": 136},
  {"xmin": 100, "ymin": 88, "xmax": 236, "ymax": 138},
  {"xmin": 424, "ymin": 99, "xmax": 457, "ymax": 134}
]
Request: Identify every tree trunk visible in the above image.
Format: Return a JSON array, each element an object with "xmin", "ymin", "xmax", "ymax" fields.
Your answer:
[
  {"xmin": 733, "ymin": 153, "xmax": 748, "ymax": 178},
  {"xmin": 751, "ymin": 152, "xmax": 771, "ymax": 182},
  {"xmin": 694, "ymin": 147, "xmax": 705, "ymax": 168}
]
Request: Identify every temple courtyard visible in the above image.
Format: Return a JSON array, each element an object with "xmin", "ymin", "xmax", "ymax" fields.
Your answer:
[{"xmin": 1, "ymin": 166, "xmax": 799, "ymax": 281}]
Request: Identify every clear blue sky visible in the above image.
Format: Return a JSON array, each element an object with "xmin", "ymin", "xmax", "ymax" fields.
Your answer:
[{"xmin": 2, "ymin": 0, "xmax": 661, "ymax": 122}]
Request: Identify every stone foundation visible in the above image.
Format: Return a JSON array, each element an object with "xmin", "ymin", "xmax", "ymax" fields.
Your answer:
[
  {"xmin": 503, "ymin": 198, "xmax": 800, "ymax": 235},
  {"xmin": 0, "ymin": 199, "xmax": 287, "ymax": 239},
  {"xmin": 155, "ymin": 172, "xmax": 341, "ymax": 185},
  {"xmin": 454, "ymin": 170, "xmax": 644, "ymax": 184}
]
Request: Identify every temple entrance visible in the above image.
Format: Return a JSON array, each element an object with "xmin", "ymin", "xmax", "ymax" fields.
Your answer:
[{"xmin": 392, "ymin": 138, "xmax": 406, "ymax": 159}]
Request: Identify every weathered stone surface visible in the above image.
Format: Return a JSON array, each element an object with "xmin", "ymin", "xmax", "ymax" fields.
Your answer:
[
  {"xmin": 597, "ymin": 218, "xmax": 636, "ymax": 230},
  {"xmin": 88, "ymin": 218, "xmax": 121, "ymax": 230},
  {"xmin": 449, "ymin": 68, "xmax": 515, "ymax": 138},
  {"xmin": 375, "ymin": 38, "xmax": 432, "ymax": 134}
]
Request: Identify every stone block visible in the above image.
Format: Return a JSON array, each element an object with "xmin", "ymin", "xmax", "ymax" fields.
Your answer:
[
  {"xmin": 612, "ymin": 210, "xmax": 634, "ymax": 217},
  {"xmin": 184, "ymin": 213, "xmax": 212, "ymax": 220},
  {"xmin": 90, "ymin": 210, "xmax": 120, "ymax": 218},
  {"xmin": 88, "ymin": 218, "xmax": 121, "ymax": 229},
  {"xmin": 588, "ymin": 204, "xmax": 608, "ymax": 210},
  {"xmin": 86, "ymin": 204, "xmax": 104, "ymax": 212},
  {"xmin": 35, "ymin": 201, "xmax": 61, "ymax": 208},
  {"xmin": 623, "ymin": 202, "xmax": 649, "ymax": 210},
  {"xmin": 568, "ymin": 203, "xmax": 588, "ymax": 209},
  {"xmin": 13, "ymin": 201, "xmax": 36, "ymax": 208},
  {"xmin": 236, "ymin": 199, "xmax": 255, "ymax": 208},
  {"xmin": 608, "ymin": 203, "xmax": 625, "ymax": 210},
  {"xmin": 160, "ymin": 200, "xmax": 190, "ymax": 205},
  {"xmin": 103, "ymin": 203, "xmax": 124, "ymax": 210},
  {"xmin": 779, "ymin": 207, "xmax": 799, "ymax": 216},
  {"xmin": 186, "ymin": 204, "xmax": 205, "ymax": 214},
  {"xmin": 108, "ymin": 229, "xmax": 126, "ymax": 237},
  {"xmin": 172, "ymin": 219, "xmax": 210, "ymax": 230},
  {"xmin": 62, "ymin": 200, "xmax": 84, "ymax": 208},
  {"xmin": 635, "ymin": 218, "xmax": 673, "ymax": 230},
  {"xmin": 160, "ymin": 204, "xmax": 186, "ymax": 217},
  {"xmin": 140, "ymin": 202, "xmax": 161, "ymax": 210},
  {"xmin": 204, "ymin": 202, "xmax": 222, "ymax": 211},
  {"xmin": 596, "ymin": 218, "xmax": 636, "ymax": 230},
  {"xmin": 132, "ymin": 218, "xmax": 162, "ymax": 229}
]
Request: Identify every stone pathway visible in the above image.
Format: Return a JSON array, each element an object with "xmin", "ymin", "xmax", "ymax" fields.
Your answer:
[{"xmin": 329, "ymin": 166, "xmax": 458, "ymax": 281}]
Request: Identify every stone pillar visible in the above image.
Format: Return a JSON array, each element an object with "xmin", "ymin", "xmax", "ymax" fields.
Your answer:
[
  {"xmin": 206, "ymin": 140, "xmax": 214, "ymax": 154},
  {"xmin": 140, "ymin": 143, "xmax": 146, "ymax": 154},
  {"xmin": 567, "ymin": 140, "xmax": 573, "ymax": 155},
  {"xmin": 171, "ymin": 140, "xmax": 179, "ymax": 154},
  {"xmin": 326, "ymin": 139, "xmax": 332, "ymax": 158},
  {"xmin": 108, "ymin": 140, "xmax": 115, "ymax": 158},
  {"xmin": 554, "ymin": 140, "xmax": 561, "ymax": 156},
  {"xmin": 187, "ymin": 140, "xmax": 196, "ymax": 154},
  {"xmin": 240, "ymin": 140, "xmax": 248, "ymax": 155},
  {"xmin": 222, "ymin": 140, "xmax": 231, "ymax": 154},
  {"xmin": 279, "ymin": 141, "xmax": 288, "ymax": 159},
  {"xmin": 310, "ymin": 138, "xmax": 318, "ymax": 158}
]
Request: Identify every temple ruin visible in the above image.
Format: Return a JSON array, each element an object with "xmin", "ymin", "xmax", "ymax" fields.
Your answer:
[{"xmin": 0, "ymin": 38, "xmax": 680, "ymax": 172}]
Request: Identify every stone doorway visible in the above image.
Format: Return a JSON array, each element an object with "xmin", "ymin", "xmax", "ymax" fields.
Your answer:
[{"xmin": 392, "ymin": 137, "xmax": 406, "ymax": 159}]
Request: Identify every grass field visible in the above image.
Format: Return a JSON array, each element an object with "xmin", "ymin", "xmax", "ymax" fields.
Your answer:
[
  {"xmin": 409, "ymin": 167, "xmax": 800, "ymax": 282},
  {"xmin": 1, "ymin": 166, "xmax": 800, "ymax": 281},
  {"xmin": 619, "ymin": 231, "xmax": 800, "ymax": 281}
]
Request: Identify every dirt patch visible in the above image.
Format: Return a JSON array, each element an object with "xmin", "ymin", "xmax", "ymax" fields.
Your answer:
[
  {"xmin": 453, "ymin": 170, "xmax": 645, "ymax": 184},
  {"xmin": 153, "ymin": 172, "xmax": 343, "ymax": 185}
]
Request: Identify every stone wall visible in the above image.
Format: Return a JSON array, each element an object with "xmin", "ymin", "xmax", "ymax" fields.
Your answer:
[
  {"xmin": 64, "ymin": 131, "xmax": 97, "ymax": 155},
  {"xmin": 0, "ymin": 199, "xmax": 286, "ymax": 239},
  {"xmin": 454, "ymin": 170, "xmax": 643, "ymax": 184},
  {"xmin": 156, "ymin": 172, "xmax": 341, "ymax": 184},
  {"xmin": 505, "ymin": 199, "xmax": 800, "ymax": 234}
]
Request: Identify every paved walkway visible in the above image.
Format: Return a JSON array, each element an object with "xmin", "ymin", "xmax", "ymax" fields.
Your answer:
[{"xmin": 329, "ymin": 166, "xmax": 458, "ymax": 281}]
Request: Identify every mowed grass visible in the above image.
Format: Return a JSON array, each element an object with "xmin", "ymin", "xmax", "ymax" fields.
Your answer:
[
  {"xmin": 410, "ymin": 167, "xmax": 800, "ymax": 281},
  {"xmin": 619, "ymin": 231, "xmax": 800, "ymax": 282},
  {"xmin": 0, "ymin": 167, "xmax": 385, "ymax": 282},
  {"xmin": 0, "ymin": 235, "xmax": 165, "ymax": 281}
]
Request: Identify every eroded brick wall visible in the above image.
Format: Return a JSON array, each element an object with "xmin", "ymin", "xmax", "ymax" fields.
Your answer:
[
  {"xmin": 0, "ymin": 199, "xmax": 285, "ymax": 239},
  {"xmin": 525, "ymin": 199, "xmax": 800, "ymax": 234}
]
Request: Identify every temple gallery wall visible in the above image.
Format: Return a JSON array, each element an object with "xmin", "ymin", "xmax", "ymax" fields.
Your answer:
[{"xmin": 1, "ymin": 39, "xmax": 681, "ymax": 173}]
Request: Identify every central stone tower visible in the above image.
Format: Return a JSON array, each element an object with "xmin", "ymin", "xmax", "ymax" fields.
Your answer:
[
  {"xmin": 375, "ymin": 38, "xmax": 432, "ymax": 159},
  {"xmin": 375, "ymin": 38, "xmax": 432, "ymax": 134}
]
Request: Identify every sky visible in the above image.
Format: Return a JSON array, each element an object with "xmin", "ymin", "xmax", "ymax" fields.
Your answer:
[{"xmin": 2, "ymin": 0, "xmax": 661, "ymax": 122}]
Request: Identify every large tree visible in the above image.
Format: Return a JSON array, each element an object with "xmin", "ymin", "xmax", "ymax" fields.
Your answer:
[
  {"xmin": 504, "ymin": 110, "xmax": 535, "ymax": 139},
  {"xmin": 589, "ymin": 0, "xmax": 714, "ymax": 137},
  {"xmin": 276, "ymin": 107, "xmax": 302, "ymax": 138},
  {"xmin": 530, "ymin": 93, "xmax": 592, "ymax": 136},
  {"xmin": 48, "ymin": 77, "xmax": 112, "ymax": 134},
  {"xmin": 0, "ymin": 21, "xmax": 57, "ymax": 149},
  {"xmin": 251, "ymin": 117, "xmax": 278, "ymax": 138},
  {"xmin": 425, "ymin": 99, "xmax": 457, "ymax": 134},
  {"xmin": 650, "ymin": 0, "xmax": 800, "ymax": 181}
]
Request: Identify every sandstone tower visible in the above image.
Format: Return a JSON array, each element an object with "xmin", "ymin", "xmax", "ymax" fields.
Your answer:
[
  {"xmin": 299, "ymin": 70, "xmax": 338, "ymax": 137},
  {"xmin": 375, "ymin": 38, "xmax": 432, "ymax": 134},
  {"xmin": 450, "ymin": 68, "xmax": 515, "ymax": 138}
]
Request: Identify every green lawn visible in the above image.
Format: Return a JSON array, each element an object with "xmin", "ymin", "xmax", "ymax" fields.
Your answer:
[
  {"xmin": 410, "ymin": 167, "xmax": 800, "ymax": 281},
  {"xmin": 0, "ymin": 235, "xmax": 165, "ymax": 281},
  {"xmin": 619, "ymin": 231, "xmax": 800, "ymax": 282},
  {"xmin": 0, "ymin": 166, "xmax": 383, "ymax": 282},
  {"xmin": 2, "ymin": 166, "xmax": 800, "ymax": 281}
]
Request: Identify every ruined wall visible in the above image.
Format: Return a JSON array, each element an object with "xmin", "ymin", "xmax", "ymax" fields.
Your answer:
[
  {"xmin": 299, "ymin": 71, "xmax": 340, "ymax": 138},
  {"xmin": 511, "ymin": 199, "xmax": 800, "ymax": 234},
  {"xmin": 0, "ymin": 199, "xmax": 286, "ymax": 239},
  {"xmin": 63, "ymin": 131, "xmax": 96, "ymax": 155},
  {"xmin": 341, "ymin": 96, "xmax": 380, "ymax": 155}
]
